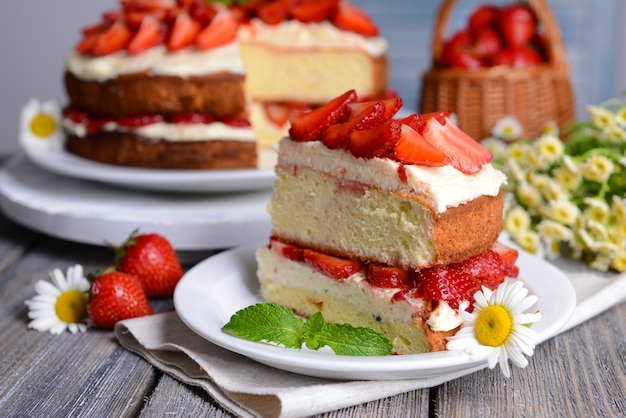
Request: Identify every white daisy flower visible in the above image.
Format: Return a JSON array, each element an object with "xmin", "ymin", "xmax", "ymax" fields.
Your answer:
[
  {"xmin": 24, "ymin": 265, "xmax": 91, "ymax": 334},
  {"xmin": 580, "ymin": 154, "xmax": 614, "ymax": 183},
  {"xmin": 535, "ymin": 135, "xmax": 564, "ymax": 162},
  {"xmin": 446, "ymin": 280, "xmax": 542, "ymax": 378},
  {"xmin": 492, "ymin": 116, "xmax": 523, "ymax": 142},
  {"xmin": 19, "ymin": 98, "xmax": 63, "ymax": 150},
  {"xmin": 616, "ymin": 106, "xmax": 626, "ymax": 128},
  {"xmin": 540, "ymin": 120, "xmax": 559, "ymax": 137}
]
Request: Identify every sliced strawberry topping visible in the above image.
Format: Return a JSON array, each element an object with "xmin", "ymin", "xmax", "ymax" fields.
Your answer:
[
  {"xmin": 263, "ymin": 103, "xmax": 291, "ymax": 127},
  {"xmin": 393, "ymin": 124, "xmax": 450, "ymax": 166},
  {"xmin": 127, "ymin": 15, "xmax": 164, "ymax": 54},
  {"xmin": 332, "ymin": 0, "xmax": 379, "ymax": 37},
  {"xmin": 367, "ymin": 264, "xmax": 410, "ymax": 289},
  {"xmin": 303, "ymin": 249, "xmax": 363, "ymax": 280},
  {"xmin": 290, "ymin": 0, "xmax": 338, "ymax": 23},
  {"xmin": 420, "ymin": 116, "xmax": 492, "ymax": 174},
  {"xmin": 93, "ymin": 20, "xmax": 132, "ymax": 55},
  {"xmin": 168, "ymin": 12, "xmax": 201, "ymax": 51},
  {"xmin": 256, "ymin": 0, "xmax": 290, "ymax": 25},
  {"xmin": 347, "ymin": 118, "xmax": 401, "ymax": 158},
  {"xmin": 196, "ymin": 9, "xmax": 237, "ymax": 50},
  {"xmin": 289, "ymin": 89, "xmax": 357, "ymax": 142},
  {"xmin": 491, "ymin": 242, "xmax": 520, "ymax": 278},
  {"xmin": 269, "ymin": 237, "xmax": 304, "ymax": 262},
  {"xmin": 188, "ymin": 0, "xmax": 218, "ymax": 25},
  {"xmin": 347, "ymin": 96, "xmax": 403, "ymax": 122},
  {"xmin": 322, "ymin": 101, "xmax": 386, "ymax": 150}
]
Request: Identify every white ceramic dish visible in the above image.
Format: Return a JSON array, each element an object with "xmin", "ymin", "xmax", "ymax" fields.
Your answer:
[
  {"xmin": 21, "ymin": 140, "xmax": 276, "ymax": 193},
  {"xmin": 174, "ymin": 244, "xmax": 577, "ymax": 380}
]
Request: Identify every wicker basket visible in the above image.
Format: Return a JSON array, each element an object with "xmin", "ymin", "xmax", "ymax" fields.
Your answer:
[{"xmin": 419, "ymin": 0, "xmax": 575, "ymax": 141}]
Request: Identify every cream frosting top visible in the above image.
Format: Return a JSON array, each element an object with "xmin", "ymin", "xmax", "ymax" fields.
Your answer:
[
  {"xmin": 237, "ymin": 19, "xmax": 387, "ymax": 57},
  {"xmin": 66, "ymin": 42, "xmax": 245, "ymax": 82},
  {"xmin": 277, "ymin": 138, "xmax": 506, "ymax": 213}
]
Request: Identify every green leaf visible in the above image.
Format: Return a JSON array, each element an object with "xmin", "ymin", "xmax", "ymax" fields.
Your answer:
[
  {"xmin": 223, "ymin": 303, "xmax": 393, "ymax": 356},
  {"xmin": 222, "ymin": 303, "xmax": 304, "ymax": 349},
  {"xmin": 314, "ymin": 322, "xmax": 393, "ymax": 356}
]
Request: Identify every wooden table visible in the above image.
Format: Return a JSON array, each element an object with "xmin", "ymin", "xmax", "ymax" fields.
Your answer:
[{"xmin": 1, "ymin": 196, "xmax": 625, "ymax": 417}]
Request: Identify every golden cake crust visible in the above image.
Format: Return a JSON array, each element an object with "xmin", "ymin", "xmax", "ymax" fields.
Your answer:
[
  {"xmin": 65, "ymin": 131, "xmax": 256, "ymax": 169},
  {"xmin": 64, "ymin": 71, "xmax": 246, "ymax": 118}
]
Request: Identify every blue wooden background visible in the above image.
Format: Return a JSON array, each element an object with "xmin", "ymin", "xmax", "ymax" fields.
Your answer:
[{"xmin": 0, "ymin": 0, "xmax": 624, "ymax": 155}]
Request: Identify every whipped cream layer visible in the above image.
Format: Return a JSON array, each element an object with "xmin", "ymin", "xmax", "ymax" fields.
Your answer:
[
  {"xmin": 66, "ymin": 42, "xmax": 245, "ymax": 82},
  {"xmin": 237, "ymin": 19, "xmax": 387, "ymax": 57},
  {"xmin": 277, "ymin": 138, "xmax": 506, "ymax": 213},
  {"xmin": 63, "ymin": 118, "xmax": 255, "ymax": 142}
]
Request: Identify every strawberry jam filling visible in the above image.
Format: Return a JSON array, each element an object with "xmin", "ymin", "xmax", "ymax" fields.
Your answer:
[
  {"xmin": 268, "ymin": 237, "xmax": 519, "ymax": 312},
  {"xmin": 63, "ymin": 107, "xmax": 250, "ymax": 135}
]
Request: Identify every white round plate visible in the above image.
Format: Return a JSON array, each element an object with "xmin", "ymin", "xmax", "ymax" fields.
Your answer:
[
  {"xmin": 0, "ymin": 156, "xmax": 272, "ymax": 251},
  {"xmin": 174, "ymin": 244, "xmax": 577, "ymax": 380},
  {"xmin": 21, "ymin": 139, "xmax": 276, "ymax": 193}
]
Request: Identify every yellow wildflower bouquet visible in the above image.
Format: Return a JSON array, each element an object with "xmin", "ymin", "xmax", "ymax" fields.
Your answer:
[{"xmin": 490, "ymin": 97, "xmax": 626, "ymax": 272}]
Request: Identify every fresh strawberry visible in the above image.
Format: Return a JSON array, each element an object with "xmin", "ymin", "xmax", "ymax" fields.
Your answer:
[
  {"xmin": 393, "ymin": 124, "xmax": 450, "ymax": 166},
  {"xmin": 256, "ymin": 0, "xmax": 290, "ymax": 25},
  {"xmin": 188, "ymin": 0, "xmax": 218, "ymax": 25},
  {"xmin": 400, "ymin": 111, "xmax": 450, "ymax": 133},
  {"xmin": 263, "ymin": 103, "xmax": 291, "ymax": 127},
  {"xmin": 456, "ymin": 250, "xmax": 508, "ymax": 291},
  {"xmin": 221, "ymin": 116, "xmax": 251, "ymax": 128},
  {"xmin": 490, "ymin": 46, "xmax": 542, "ymax": 67},
  {"xmin": 322, "ymin": 102, "xmax": 386, "ymax": 149},
  {"xmin": 196, "ymin": 9, "xmax": 237, "ymax": 49},
  {"xmin": 269, "ymin": 237, "xmax": 304, "ymax": 261},
  {"xmin": 117, "ymin": 114, "xmax": 164, "ymax": 128},
  {"xmin": 332, "ymin": 0, "xmax": 379, "ymax": 37},
  {"xmin": 93, "ymin": 20, "xmax": 132, "ymax": 55},
  {"xmin": 347, "ymin": 118, "xmax": 401, "ymax": 158},
  {"xmin": 115, "ymin": 231, "xmax": 184, "ymax": 298},
  {"xmin": 168, "ymin": 12, "xmax": 201, "ymax": 51},
  {"xmin": 367, "ymin": 264, "xmax": 410, "ymax": 289},
  {"xmin": 439, "ymin": 29, "xmax": 473, "ymax": 67},
  {"xmin": 347, "ymin": 96, "xmax": 403, "ymax": 122},
  {"xmin": 413, "ymin": 266, "xmax": 482, "ymax": 310},
  {"xmin": 491, "ymin": 242, "xmax": 520, "ymax": 278},
  {"xmin": 303, "ymin": 249, "xmax": 362, "ymax": 280},
  {"xmin": 169, "ymin": 113, "xmax": 217, "ymax": 124},
  {"xmin": 289, "ymin": 89, "xmax": 357, "ymax": 142},
  {"xmin": 127, "ymin": 14, "xmax": 164, "ymax": 54},
  {"xmin": 468, "ymin": 4, "xmax": 499, "ymax": 33},
  {"xmin": 447, "ymin": 46, "xmax": 484, "ymax": 69},
  {"xmin": 420, "ymin": 116, "xmax": 492, "ymax": 174},
  {"xmin": 473, "ymin": 26, "xmax": 501, "ymax": 59},
  {"xmin": 498, "ymin": 4, "xmax": 536, "ymax": 48},
  {"xmin": 87, "ymin": 271, "xmax": 153, "ymax": 329},
  {"xmin": 290, "ymin": 0, "xmax": 338, "ymax": 23}
]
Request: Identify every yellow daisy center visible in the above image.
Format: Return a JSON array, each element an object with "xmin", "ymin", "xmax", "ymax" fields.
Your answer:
[
  {"xmin": 30, "ymin": 113, "xmax": 57, "ymax": 138},
  {"xmin": 55, "ymin": 290, "xmax": 88, "ymax": 323},
  {"xmin": 474, "ymin": 305, "xmax": 513, "ymax": 347}
]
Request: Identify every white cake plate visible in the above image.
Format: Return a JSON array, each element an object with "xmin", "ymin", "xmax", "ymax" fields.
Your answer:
[{"xmin": 0, "ymin": 155, "xmax": 273, "ymax": 253}]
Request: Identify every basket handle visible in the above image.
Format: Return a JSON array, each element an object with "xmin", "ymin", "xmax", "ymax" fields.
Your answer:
[{"xmin": 430, "ymin": 0, "xmax": 569, "ymax": 69}]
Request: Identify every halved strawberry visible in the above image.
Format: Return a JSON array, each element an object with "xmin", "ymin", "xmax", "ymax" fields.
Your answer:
[
  {"xmin": 347, "ymin": 118, "xmax": 401, "ymax": 158},
  {"xmin": 393, "ymin": 124, "xmax": 450, "ymax": 166},
  {"xmin": 269, "ymin": 237, "xmax": 304, "ymax": 262},
  {"xmin": 168, "ymin": 12, "xmax": 201, "ymax": 51},
  {"xmin": 127, "ymin": 15, "xmax": 164, "ymax": 54},
  {"xmin": 93, "ymin": 20, "xmax": 132, "ymax": 55},
  {"xmin": 347, "ymin": 97, "xmax": 402, "ymax": 122},
  {"xmin": 169, "ymin": 113, "xmax": 217, "ymax": 124},
  {"xmin": 413, "ymin": 267, "xmax": 482, "ymax": 310},
  {"xmin": 188, "ymin": 0, "xmax": 218, "ymax": 25},
  {"xmin": 303, "ymin": 249, "xmax": 362, "ymax": 280},
  {"xmin": 400, "ymin": 111, "xmax": 450, "ymax": 133},
  {"xmin": 256, "ymin": 0, "xmax": 290, "ymax": 25},
  {"xmin": 263, "ymin": 103, "xmax": 291, "ymax": 127},
  {"xmin": 290, "ymin": 0, "xmax": 338, "ymax": 23},
  {"xmin": 196, "ymin": 9, "xmax": 237, "ymax": 49},
  {"xmin": 491, "ymin": 242, "xmax": 520, "ymax": 278},
  {"xmin": 321, "ymin": 101, "xmax": 385, "ymax": 149},
  {"xmin": 455, "ymin": 250, "xmax": 508, "ymax": 291},
  {"xmin": 367, "ymin": 264, "xmax": 410, "ymax": 289},
  {"xmin": 289, "ymin": 89, "xmax": 357, "ymax": 142},
  {"xmin": 332, "ymin": 0, "xmax": 379, "ymax": 37},
  {"xmin": 421, "ymin": 117, "xmax": 492, "ymax": 174}
]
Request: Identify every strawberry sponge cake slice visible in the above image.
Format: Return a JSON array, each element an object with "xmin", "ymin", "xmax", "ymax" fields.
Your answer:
[{"xmin": 256, "ymin": 89, "xmax": 519, "ymax": 354}]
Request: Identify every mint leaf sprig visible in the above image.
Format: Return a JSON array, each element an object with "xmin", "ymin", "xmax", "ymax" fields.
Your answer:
[{"xmin": 222, "ymin": 303, "xmax": 393, "ymax": 356}]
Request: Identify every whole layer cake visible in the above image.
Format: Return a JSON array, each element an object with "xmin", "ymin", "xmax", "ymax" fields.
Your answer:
[
  {"xmin": 63, "ymin": 0, "xmax": 389, "ymax": 168},
  {"xmin": 256, "ymin": 90, "xmax": 519, "ymax": 354}
]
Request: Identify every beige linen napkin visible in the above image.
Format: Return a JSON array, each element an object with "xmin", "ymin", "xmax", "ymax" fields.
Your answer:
[{"xmin": 115, "ymin": 262, "xmax": 626, "ymax": 418}]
